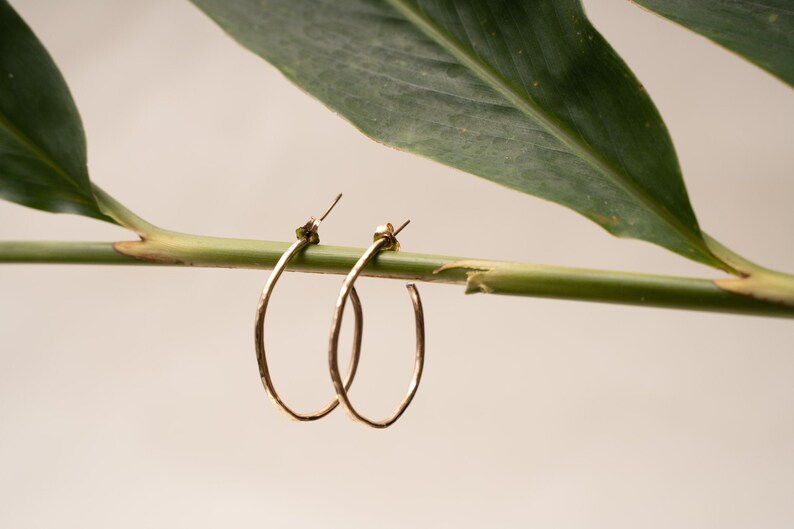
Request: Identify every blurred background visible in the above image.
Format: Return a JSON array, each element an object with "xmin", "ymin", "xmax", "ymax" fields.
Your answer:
[{"xmin": 1, "ymin": 1, "xmax": 793, "ymax": 527}]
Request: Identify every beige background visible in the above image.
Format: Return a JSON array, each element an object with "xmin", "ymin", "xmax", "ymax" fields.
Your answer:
[{"xmin": 1, "ymin": 1, "xmax": 793, "ymax": 527}]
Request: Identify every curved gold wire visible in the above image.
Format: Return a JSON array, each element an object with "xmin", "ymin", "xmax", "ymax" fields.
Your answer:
[
  {"xmin": 254, "ymin": 195, "xmax": 363, "ymax": 421},
  {"xmin": 328, "ymin": 221, "xmax": 425, "ymax": 429}
]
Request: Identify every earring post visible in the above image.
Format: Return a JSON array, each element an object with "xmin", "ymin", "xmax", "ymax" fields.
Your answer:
[
  {"xmin": 393, "ymin": 219, "xmax": 411, "ymax": 236},
  {"xmin": 319, "ymin": 193, "xmax": 343, "ymax": 221}
]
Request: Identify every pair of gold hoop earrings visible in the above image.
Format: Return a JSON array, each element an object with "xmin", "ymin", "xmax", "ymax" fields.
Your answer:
[{"xmin": 253, "ymin": 195, "xmax": 425, "ymax": 429}]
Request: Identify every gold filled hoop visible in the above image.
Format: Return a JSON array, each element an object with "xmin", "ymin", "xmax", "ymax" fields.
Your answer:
[
  {"xmin": 328, "ymin": 221, "xmax": 425, "ymax": 429},
  {"xmin": 254, "ymin": 194, "xmax": 363, "ymax": 421}
]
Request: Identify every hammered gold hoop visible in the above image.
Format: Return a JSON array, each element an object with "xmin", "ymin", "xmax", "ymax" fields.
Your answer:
[
  {"xmin": 255, "ymin": 194, "xmax": 363, "ymax": 421},
  {"xmin": 328, "ymin": 221, "xmax": 425, "ymax": 429}
]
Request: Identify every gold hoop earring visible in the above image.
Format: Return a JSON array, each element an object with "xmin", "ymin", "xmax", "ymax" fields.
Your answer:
[
  {"xmin": 254, "ymin": 194, "xmax": 363, "ymax": 421},
  {"xmin": 328, "ymin": 221, "xmax": 425, "ymax": 429}
]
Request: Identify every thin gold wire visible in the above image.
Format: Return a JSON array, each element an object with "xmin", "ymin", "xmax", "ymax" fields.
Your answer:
[
  {"xmin": 254, "ymin": 194, "xmax": 363, "ymax": 421},
  {"xmin": 327, "ymin": 221, "xmax": 425, "ymax": 429}
]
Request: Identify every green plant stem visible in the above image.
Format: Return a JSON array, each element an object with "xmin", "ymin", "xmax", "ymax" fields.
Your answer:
[
  {"xmin": 2, "ymin": 187, "xmax": 791, "ymax": 319},
  {"xmin": 2, "ymin": 237, "xmax": 792, "ymax": 319},
  {"xmin": 93, "ymin": 185, "xmax": 160, "ymax": 235}
]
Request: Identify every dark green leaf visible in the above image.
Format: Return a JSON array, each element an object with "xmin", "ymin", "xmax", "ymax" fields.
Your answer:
[
  {"xmin": 632, "ymin": 0, "xmax": 794, "ymax": 87},
  {"xmin": 0, "ymin": 0, "xmax": 112, "ymax": 221},
  {"xmin": 191, "ymin": 0, "xmax": 725, "ymax": 268}
]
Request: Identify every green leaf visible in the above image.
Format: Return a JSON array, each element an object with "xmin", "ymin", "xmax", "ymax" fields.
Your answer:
[
  {"xmin": 632, "ymin": 1, "xmax": 794, "ymax": 87},
  {"xmin": 191, "ymin": 0, "xmax": 725, "ymax": 268},
  {"xmin": 0, "ymin": 0, "xmax": 112, "ymax": 221}
]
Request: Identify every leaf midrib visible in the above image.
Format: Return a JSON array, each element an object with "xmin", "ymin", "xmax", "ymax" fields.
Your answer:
[
  {"xmin": 384, "ymin": 0, "xmax": 708, "ymax": 254},
  {"xmin": 0, "ymin": 106, "xmax": 88, "ymax": 197}
]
